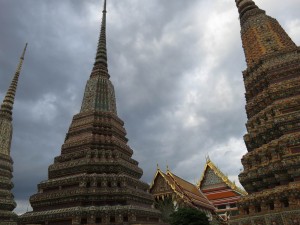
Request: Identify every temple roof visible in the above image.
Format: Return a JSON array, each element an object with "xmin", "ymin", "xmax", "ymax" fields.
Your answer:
[
  {"xmin": 197, "ymin": 158, "xmax": 247, "ymax": 196},
  {"xmin": 150, "ymin": 167, "xmax": 215, "ymax": 211}
]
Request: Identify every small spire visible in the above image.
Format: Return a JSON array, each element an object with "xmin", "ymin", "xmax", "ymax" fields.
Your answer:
[
  {"xmin": 93, "ymin": 0, "xmax": 108, "ymax": 73},
  {"xmin": 235, "ymin": 0, "xmax": 259, "ymax": 19},
  {"xmin": 205, "ymin": 155, "xmax": 210, "ymax": 162},
  {"xmin": 0, "ymin": 43, "xmax": 27, "ymax": 120}
]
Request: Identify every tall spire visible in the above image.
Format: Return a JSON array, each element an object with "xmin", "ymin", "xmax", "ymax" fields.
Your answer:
[
  {"xmin": 91, "ymin": 0, "xmax": 108, "ymax": 77},
  {"xmin": 0, "ymin": 43, "xmax": 28, "ymax": 121},
  {"xmin": 81, "ymin": 0, "xmax": 117, "ymax": 114},
  {"xmin": 0, "ymin": 43, "xmax": 27, "ymax": 224}
]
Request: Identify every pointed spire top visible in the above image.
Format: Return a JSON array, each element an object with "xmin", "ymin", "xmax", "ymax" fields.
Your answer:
[
  {"xmin": 103, "ymin": 0, "xmax": 107, "ymax": 13},
  {"xmin": 0, "ymin": 43, "xmax": 27, "ymax": 121},
  {"xmin": 92, "ymin": 0, "xmax": 109, "ymax": 76},
  {"xmin": 205, "ymin": 155, "xmax": 210, "ymax": 162},
  {"xmin": 21, "ymin": 43, "xmax": 28, "ymax": 60}
]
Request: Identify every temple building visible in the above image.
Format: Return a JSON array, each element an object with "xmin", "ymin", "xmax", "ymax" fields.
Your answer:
[
  {"xmin": 19, "ymin": 1, "xmax": 163, "ymax": 225},
  {"xmin": 231, "ymin": 0, "xmax": 300, "ymax": 224},
  {"xmin": 0, "ymin": 43, "xmax": 27, "ymax": 225},
  {"xmin": 197, "ymin": 158, "xmax": 247, "ymax": 221},
  {"xmin": 150, "ymin": 167, "xmax": 215, "ymax": 222}
]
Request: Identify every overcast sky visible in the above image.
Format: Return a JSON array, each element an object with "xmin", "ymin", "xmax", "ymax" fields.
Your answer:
[{"xmin": 0, "ymin": 0, "xmax": 299, "ymax": 215}]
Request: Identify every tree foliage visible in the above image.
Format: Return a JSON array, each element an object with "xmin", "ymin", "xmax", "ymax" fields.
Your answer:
[
  {"xmin": 169, "ymin": 207, "xmax": 210, "ymax": 225},
  {"xmin": 154, "ymin": 197, "xmax": 176, "ymax": 222}
]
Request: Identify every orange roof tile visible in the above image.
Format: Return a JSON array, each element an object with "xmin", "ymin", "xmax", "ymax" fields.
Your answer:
[{"xmin": 206, "ymin": 191, "xmax": 238, "ymax": 200}]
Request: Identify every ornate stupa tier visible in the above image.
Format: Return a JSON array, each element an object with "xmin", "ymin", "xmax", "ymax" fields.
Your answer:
[
  {"xmin": 20, "ymin": 206, "xmax": 161, "ymax": 225},
  {"xmin": 19, "ymin": 1, "xmax": 163, "ymax": 224},
  {"xmin": 61, "ymin": 112, "xmax": 130, "ymax": 155},
  {"xmin": 29, "ymin": 174, "xmax": 153, "ymax": 210},
  {"xmin": 47, "ymin": 149, "xmax": 143, "ymax": 179},
  {"xmin": 236, "ymin": 182, "xmax": 300, "ymax": 216},
  {"xmin": 0, "ymin": 155, "xmax": 16, "ymax": 210},
  {"xmin": 236, "ymin": 0, "xmax": 297, "ymax": 68},
  {"xmin": 80, "ymin": 78, "xmax": 117, "ymax": 114},
  {"xmin": 244, "ymin": 97, "xmax": 300, "ymax": 152}
]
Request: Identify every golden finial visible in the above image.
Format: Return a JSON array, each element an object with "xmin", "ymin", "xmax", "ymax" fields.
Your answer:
[{"xmin": 205, "ymin": 154, "xmax": 211, "ymax": 162}]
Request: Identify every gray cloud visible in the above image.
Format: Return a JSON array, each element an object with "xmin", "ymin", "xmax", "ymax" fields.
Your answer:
[{"xmin": 0, "ymin": 0, "xmax": 299, "ymax": 214}]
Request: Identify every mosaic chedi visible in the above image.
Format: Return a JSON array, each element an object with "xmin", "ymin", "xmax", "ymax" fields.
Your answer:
[
  {"xmin": 231, "ymin": 0, "xmax": 300, "ymax": 224},
  {"xmin": 19, "ymin": 1, "xmax": 162, "ymax": 225},
  {"xmin": 0, "ymin": 43, "xmax": 27, "ymax": 225}
]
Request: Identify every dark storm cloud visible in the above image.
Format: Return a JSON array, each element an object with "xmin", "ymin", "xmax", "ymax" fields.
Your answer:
[{"xmin": 0, "ymin": 0, "xmax": 299, "ymax": 214}]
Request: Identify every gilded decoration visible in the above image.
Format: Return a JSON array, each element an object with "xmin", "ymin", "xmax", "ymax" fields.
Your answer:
[
  {"xmin": 201, "ymin": 168, "xmax": 224, "ymax": 187},
  {"xmin": 198, "ymin": 158, "xmax": 247, "ymax": 196}
]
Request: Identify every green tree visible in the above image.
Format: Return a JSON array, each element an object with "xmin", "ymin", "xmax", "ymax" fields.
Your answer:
[
  {"xmin": 154, "ymin": 197, "xmax": 176, "ymax": 222},
  {"xmin": 169, "ymin": 207, "xmax": 210, "ymax": 225}
]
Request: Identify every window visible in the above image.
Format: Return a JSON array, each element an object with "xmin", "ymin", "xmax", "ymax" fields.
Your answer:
[
  {"xmin": 230, "ymin": 203, "xmax": 237, "ymax": 208},
  {"xmin": 245, "ymin": 208, "xmax": 249, "ymax": 215},
  {"xmin": 96, "ymin": 217, "xmax": 101, "ymax": 223},
  {"xmin": 86, "ymin": 182, "xmax": 91, "ymax": 188},
  {"xmin": 218, "ymin": 205, "xmax": 226, "ymax": 209},
  {"xmin": 255, "ymin": 205, "xmax": 261, "ymax": 213},
  {"xmin": 81, "ymin": 218, "xmax": 87, "ymax": 224},
  {"xmin": 283, "ymin": 199, "xmax": 289, "ymax": 208},
  {"xmin": 110, "ymin": 216, "xmax": 115, "ymax": 223},
  {"xmin": 269, "ymin": 202, "xmax": 274, "ymax": 210}
]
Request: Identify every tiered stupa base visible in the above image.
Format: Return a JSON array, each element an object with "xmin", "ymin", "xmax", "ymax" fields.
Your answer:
[
  {"xmin": 20, "ymin": 206, "xmax": 164, "ymax": 225},
  {"xmin": 230, "ymin": 183, "xmax": 300, "ymax": 225},
  {"xmin": 0, "ymin": 154, "xmax": 18, "ymax": 225},
  {"xmin": 0, "ymin": 211, "xmax": 18, "ymax": 225},
  {"xmin": 230, "ymin": 209, "xmax": 300, "ymax": 225}
]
